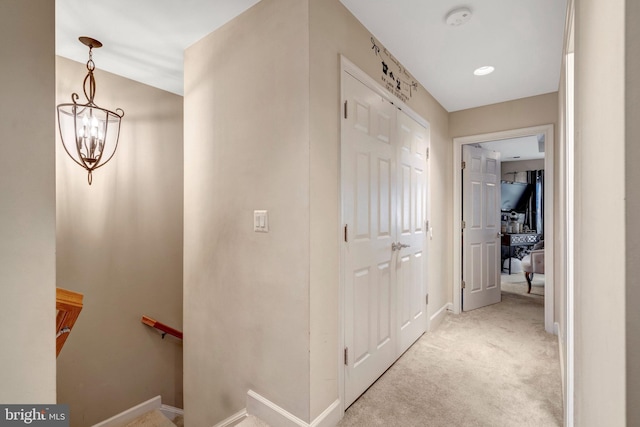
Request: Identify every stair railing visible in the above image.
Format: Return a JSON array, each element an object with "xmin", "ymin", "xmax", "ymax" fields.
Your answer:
[{"xmin": 141, "ymin": 315, "xmax": 183, "ymax": 340}]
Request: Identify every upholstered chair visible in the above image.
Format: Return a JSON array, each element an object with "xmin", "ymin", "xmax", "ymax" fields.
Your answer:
[{"xmin": 521, "ymin": 247, "xmax": 544, "ymax": 293}]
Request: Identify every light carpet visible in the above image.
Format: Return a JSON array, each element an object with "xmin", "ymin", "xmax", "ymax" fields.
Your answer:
[
  {"xmin": 338, "ymin": 292, "xmax": 562, "ymax": 427},
  {"xmin": 124, "ymin": 410, "xmax": 176, "ymax": 427},
  {"xmin": 236, "ymin": 415, "xmax": 272, "ymax": 427},
  {"xmin": 501, "ymin": 272, "xmax": 545, "ymax": 297}
]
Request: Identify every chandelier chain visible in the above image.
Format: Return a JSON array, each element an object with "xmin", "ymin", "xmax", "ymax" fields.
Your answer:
[{"xmin": 83, "ymin": 46, "xmax": 97, "ymax": 105}]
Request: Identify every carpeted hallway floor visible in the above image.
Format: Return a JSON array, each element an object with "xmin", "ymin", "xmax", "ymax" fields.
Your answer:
[
  {"xmin": 501, "ymin": 271, "xmax": 546, "ymax": 297},
  {"xmin": 338, "ymin": 290, "xmax": 562, "ymax": 427}
]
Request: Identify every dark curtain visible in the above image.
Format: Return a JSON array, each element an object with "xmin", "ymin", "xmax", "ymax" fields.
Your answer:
[{"xmin": 525, "ymin": 170, "xmax": 544, "ymax": 235}]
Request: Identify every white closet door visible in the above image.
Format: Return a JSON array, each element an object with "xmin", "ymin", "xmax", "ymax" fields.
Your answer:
[
  {"xmin": 343, "ymin": 72, "xmax": 397, "ymax": 408},
  {"xmin": 342, "ymin": 70, "xmax": 430, "ymax": 408},
  {"xmin": 396, "ymin": 109, "xmax": 428, "ymax": 355}
]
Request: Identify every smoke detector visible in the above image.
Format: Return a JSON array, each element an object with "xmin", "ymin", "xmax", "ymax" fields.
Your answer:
[{"xmin": 445, "ymin": 7, "xmax": 472, "ymax": 26}]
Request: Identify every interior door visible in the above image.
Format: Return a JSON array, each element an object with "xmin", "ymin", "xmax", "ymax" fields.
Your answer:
[
  {"xmin": 342, "ymin": 70, "xmax": 430, "ymax": 407},
  {"xmin": 396, "ymin": 109, "xmax": 428, "ymax": 355},
  {"xmin": 343, "ymin": 72, "xmax": 397, "ymax": 408},
  {"xmin": 462, "ymin": 145, "xmax": 501, "ymax": 311}
]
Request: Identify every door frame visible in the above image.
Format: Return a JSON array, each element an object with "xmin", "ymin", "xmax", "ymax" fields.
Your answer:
[
  {"xmin": 339, "ymin": 55, "xmax": 430, "ymax": 414},
  {"xmin": 452, "ymin": 124, "xmax": 555, "ymax": 334}
]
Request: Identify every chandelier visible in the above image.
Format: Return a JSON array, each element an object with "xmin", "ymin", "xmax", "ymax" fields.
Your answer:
[{"xmin": 57, "ymin": 37, "xmax": 124, "ymax": 185}]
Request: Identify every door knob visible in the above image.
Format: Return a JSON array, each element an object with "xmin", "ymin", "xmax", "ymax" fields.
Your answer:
[{"xmin": 392, "ymin": 242, "xmax": 411, "ymax": 251}]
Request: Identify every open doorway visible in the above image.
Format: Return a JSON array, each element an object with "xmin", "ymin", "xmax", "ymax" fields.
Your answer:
[
  {"xmin": 481, "ymin": 136, "xmax": 546, "ymax": 299},
  {"xmin": 453, "ymin": 124, "xmax": 555, "ymax": 334}
]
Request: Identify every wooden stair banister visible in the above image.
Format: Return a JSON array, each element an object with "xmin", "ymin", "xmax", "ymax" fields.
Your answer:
[
  {"xmin": 141, "ymin": 315, "xmax": 183, "ymax": 340},
  {"xmin": 56, "ymin": 287, "xmax": 84, "ymax": 357}
]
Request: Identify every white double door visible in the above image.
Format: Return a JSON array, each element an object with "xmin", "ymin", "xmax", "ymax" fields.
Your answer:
[{"xmin": 342, "ymin": 72, "xmax": 429, "ymax": 408}]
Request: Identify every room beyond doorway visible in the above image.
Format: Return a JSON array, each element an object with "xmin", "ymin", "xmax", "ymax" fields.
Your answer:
[{"xmin": 452, "ymin": 124, "xmax": 555, "ymax": 334}]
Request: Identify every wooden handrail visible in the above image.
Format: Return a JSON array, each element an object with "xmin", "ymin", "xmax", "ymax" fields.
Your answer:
[
  {"xmin": 56, "ymin": 287, "xmax": 84, "ymax": 357},
  {"xmin": 141, "ymin": 315, "xmax": 183, "ymax": 340}
]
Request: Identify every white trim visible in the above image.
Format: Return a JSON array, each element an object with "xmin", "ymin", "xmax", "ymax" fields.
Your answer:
[
  {"xmin": 212, "ymin": 409, "xmax": 248, "ymax": 427},
  {"xmin": 246, "ymin": 390, "xmax": 341, "ymax": 427},
  {"xmin": 564, "ymin": 49, "xmax": 575, "ymax": 427},
  {"xmin": 429, "ymin": 303, "xmax": 450, "ymax": 332},
  {"xmin": 92, "ymin": 396, "xmax": 161, "ymax": 427},
  {"xmin": 452, "ymin": 124, "xmax": 555, "ymax": 334},
  {"xmin": 556, "ymin": 321, "xmax": 565, "ymax": 401},
  {"xmin": 309, "ymin": 400, "xmax": 342, "ymax": 427},
  {"xmin": 159, "ymin": 404, "xmax": 184, "ymax": 423},
  {"xmin": 338, "ymin": 55, "xmax": 431, "ymax": 417}
]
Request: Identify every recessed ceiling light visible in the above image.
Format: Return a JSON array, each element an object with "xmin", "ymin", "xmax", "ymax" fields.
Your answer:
[
  {"xmin": 474, "ymin": 66, "xmax": 495, "ymax": 76},
  {"xmin": 445, "ymin": 7, "xmax": 472, "ymax": 26}
]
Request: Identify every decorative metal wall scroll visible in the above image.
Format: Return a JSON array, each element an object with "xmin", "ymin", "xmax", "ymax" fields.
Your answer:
[{"xmin": 371, "ymin": 37, "xmax": 418, "ymax": 103}]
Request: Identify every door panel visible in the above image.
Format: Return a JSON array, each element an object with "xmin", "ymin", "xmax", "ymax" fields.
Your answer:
[
  {"xmin": 378, "ymin": 159, "xmax": 392, "ymax": 237},
  {"xmin": 353, "ymin": 267, "xmax": 371, "ymax": 365},
  {"xmin": 396, "ymin": 109, "xmax": 428, "ymax": 355},
  {"xmin": 343, "ymin": 73, "xmax": 397, "ymax": 407},
  {"xmin": 462, "ymin": 145, "xmax": 501, "ymax": 311},
  {"xmin": 343, "ymin": 72, "xmax": 429, "ymax": 407},
  {"xmin": 355, "ymin": 153, "xmax": 370, "ymax": 239},
  {"xmin": 377, "ymin": 261, "xmax": 392, "ymax": 347}
]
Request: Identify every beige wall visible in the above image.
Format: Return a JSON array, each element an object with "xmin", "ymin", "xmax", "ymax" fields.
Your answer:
[
  {"xmin": 184, "ymin": 0, "xmax": 451, "ymax": 424},
  {"xmin": 309, "ymin": 0, "xmax": 451, "ymax": 418},
  {"xmin": 183, "ymin": 0, "xmax": 311, "ymax": 424},
  {"xmin": 0, "ymin": 1, "xmax": 56, "ymax": 403},
  {"xmin": 449, "ymin": 93, "xmax": 559, "ymax": 138},
  {"xmin": 627, "ymin": 0, "xmax": 640, "ymax": 424},
  {"xmin": 574, "ymin": 0, "xmax": 626, "ymax": 425},
  {"xmin": 55, "ymin": 57, "xmax": 183, "ymax": 426}
]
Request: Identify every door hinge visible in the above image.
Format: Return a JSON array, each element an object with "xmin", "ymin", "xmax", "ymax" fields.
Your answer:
[
  {"xmin": 461, "ymin": 220, "xmax": 466, "ymax": 229},
  {"xmin": 461, "ymin": 161, "xmax": 466, "ymax": 169},
  {"xmin": 426, "ymin": 147, "xmax": 430, "ymax": 159},
  {"xmin": 426, "ymin": 220, "xmax": 430, "ymax": 230},
  {"xmin": 344, "ymin": 347, "xmax": 349, "ymax": 365},
  {"xmin": 344, "ymin": 100, "xmax": 348, "ymax": 119},
  {"xmin": 462, "ymin": 280, "xmax": 466, "ymax": 289},
  {"xmin": 344, "ymin": 224, "xmax": 348, "ymax": 242},
  {"xmin": 425, "ymin": 294, "xmax": 429, "ymax": 305}
]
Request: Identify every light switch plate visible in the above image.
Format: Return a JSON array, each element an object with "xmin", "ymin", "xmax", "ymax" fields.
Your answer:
[{"xmin": 254, "ymin": 210, "xmax": 269, "ymax": 232}]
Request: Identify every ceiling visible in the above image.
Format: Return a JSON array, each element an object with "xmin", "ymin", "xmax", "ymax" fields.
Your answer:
[
  {"xmin": 479, "ymin": 135, "xmax": 545, "ymax": 161},
  {"xmin": 339, "ymin": 0, "xmax": 567, "ymax": 111},
  {"xmin": 56, "ymin": 0, "xmax": 567, "ymax": 112},
  {"xmin": 55, "ymin": 0, "xmax": 261, "ymax": 96}
]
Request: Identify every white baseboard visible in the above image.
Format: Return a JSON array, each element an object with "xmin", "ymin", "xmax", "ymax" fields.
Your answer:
[
  {"xmin": 212, "ymin": 408, "xmax": 248, "ymax": 427},
  {"xmin": 246, "ymin": 390, "xmax": 341, "ymax": 427},
  {"xmin": 429, "ymin": 303, "xmax": 452, "ymax": 332},
  {"xmin": 160, "ymin": 404, "xmax": 184, "ymax": 422},
  {"xmin": 92, "ymin": 396, "xmax": 161, "ymax": 427},
  {"xmin": 309, "ymin": 400, "xmax": 341, "ymax": 427}
]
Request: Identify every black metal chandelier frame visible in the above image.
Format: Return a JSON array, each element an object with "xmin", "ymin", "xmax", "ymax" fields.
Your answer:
[{"xmin": 56, "ymin": 37, "xmax": 124, "ymax": 185}]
